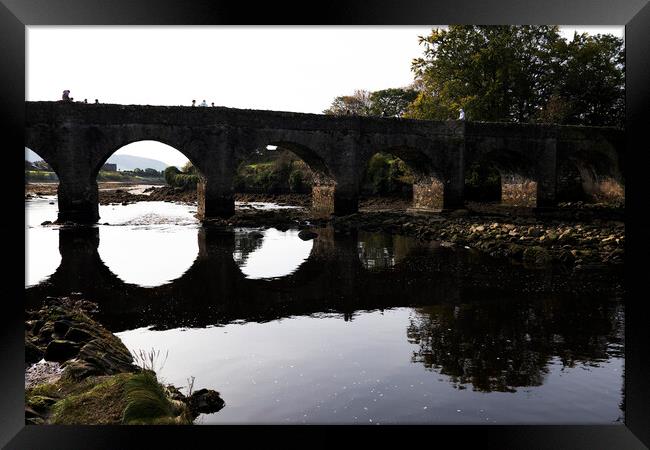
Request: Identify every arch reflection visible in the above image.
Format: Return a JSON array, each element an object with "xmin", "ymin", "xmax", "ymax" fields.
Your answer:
[
  {"xmin": 98, "ymin": 224, "xmax": 199, "ymax": 288},
  {"xmin": 233, "ymin": 228, "xmax": 314, "ymax": 279},
  {"xmin": 25, "ymin": 196, "xmax": 61, "ymax": 287},
  {"xmin": 96, "ymin": 201, "xmax": 200, "ymax": 287}
]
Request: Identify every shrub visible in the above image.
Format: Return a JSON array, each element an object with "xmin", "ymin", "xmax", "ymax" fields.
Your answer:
[{"xmin": 164, "ymin": 166, "xmax": 181, "ymax": 185}]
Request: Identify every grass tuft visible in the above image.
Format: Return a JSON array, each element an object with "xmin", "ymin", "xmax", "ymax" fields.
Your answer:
[{"xmin": 122, "ymin": 372, "xmax": 183, "ymax": 424}]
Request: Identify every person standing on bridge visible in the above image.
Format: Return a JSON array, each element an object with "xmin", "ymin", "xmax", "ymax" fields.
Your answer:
[
  {"xmin": 62, "ymin": 90, "xmax": 71, "ymax": 101},
  {"xmin": 200, "ymin": 99, "xmax": 208, "ymax": 107},
  {"xmin": 192, "ymin": 100, "xmax": 196, "ymax": 107}
]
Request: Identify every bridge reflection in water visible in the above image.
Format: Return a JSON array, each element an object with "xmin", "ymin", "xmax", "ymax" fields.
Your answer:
[{"xmin": 26, "ymin": 225, "xmax": 623, "ymax": 399}]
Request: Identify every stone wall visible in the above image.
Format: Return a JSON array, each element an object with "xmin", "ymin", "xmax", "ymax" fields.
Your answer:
[
  {"xmin": 312, "ymin": 185, "xmax": 336, "ymax": 216},
  {"xmin": 412, "ymin": 177, "xmax": 444, "ymax": 211}
]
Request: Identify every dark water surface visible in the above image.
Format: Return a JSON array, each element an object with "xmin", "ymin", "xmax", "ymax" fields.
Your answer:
[{"xmin": 25, "ymin": 197, "xmax": 625, "ymax": 424}]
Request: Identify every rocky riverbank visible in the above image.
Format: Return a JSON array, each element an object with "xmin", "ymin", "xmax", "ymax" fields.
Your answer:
[
  {"xmin": 326, "ymin": 211, "xmax": 624, "ymax": 270},
  {"xmin": 25, "ymin": 296, "xmax": 225, "ymax": 425},
  {"xmin": 200, "ymin": 207, "xmax": 623, "ymax": 270}
]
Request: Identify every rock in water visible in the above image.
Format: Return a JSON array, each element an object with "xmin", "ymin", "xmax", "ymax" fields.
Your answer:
[
  {"xmin": 248, "ymin": 231, "xmax": 264, "ymax": 240},
  {"xmin": 298, "ymin": 230, "xmax": 318, "ymax": 241},
  {"xmin": 188, "ymin": 389, "xmax": 226, "ymax": 415}
]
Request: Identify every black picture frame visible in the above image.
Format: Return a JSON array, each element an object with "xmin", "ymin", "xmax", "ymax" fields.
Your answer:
[{"xmin": 2, "ymin": 1, "xmax": 649, "ymax": 448}]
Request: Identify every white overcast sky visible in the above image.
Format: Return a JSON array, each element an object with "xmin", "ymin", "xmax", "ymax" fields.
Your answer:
[{"xmin": 26, "ymin": 26, "xmax": 624, "ymax": 167}]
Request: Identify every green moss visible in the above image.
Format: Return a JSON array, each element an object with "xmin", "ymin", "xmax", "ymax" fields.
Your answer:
[
  {"xmin": 26, "ymin": 394, "xmax": 58, "ymax": 412},
  {"xmin": 49, "ymin": 374, "xmax": 129, "ymax": 425},
  {"xmin": 26, "ymin": 300, "xmax": 193, "ymax": 425},
  {"xmin": 122, "ymin": 372, "xmax": 179, "ymax": 424},
  {"xmin": 27, "ymin": 381, "xmax": 61, "ymax": 399},
  {"xmin": 43, "ymin": 372, "xmax": 192, "ymax": 425}
]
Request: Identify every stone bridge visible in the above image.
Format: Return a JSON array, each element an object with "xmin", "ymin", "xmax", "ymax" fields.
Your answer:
[{"xmin": 25, "ymin": 101, "xmax": 624, "ymax": 223}]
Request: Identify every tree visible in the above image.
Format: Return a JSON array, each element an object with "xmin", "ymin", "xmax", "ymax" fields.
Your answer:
[
  {"xmin": 543, "ymin": 32, "xmax": 625, "ymax": 127},
  {"xmin": 369, "ymin": 88, "xmax": 419, "ymax": 117},
  {"xmin": 407, "ymin": 26, "xmax": 564, "ymax": 122},
  {"xmin": 182, "ymin": 161, "xmax": 197, "ymax": 174},
  {"xmin": 406, "ymin": 25, "xmax": 624, "ymax": 127},
  {"xmin": 323, "ymin": 89, "xmax": 372, "ymax": 115},
  {"xmin": 144, "ymin": 168, "xmax": 161, "ymax": 178},
  {"xmin": 324, "ymin": 87, "xmax": 418, "ymax": 118}
]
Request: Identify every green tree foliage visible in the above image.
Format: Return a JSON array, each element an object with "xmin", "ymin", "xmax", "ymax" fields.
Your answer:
[
  {"xmin": 363, "ymin": 153, "xmax": 414, "ymax": 197},
  {"xmin": 144, "ymin": 168, "xmax": 162, "ymax": 177},
  {"xmin": 164, "ymin": 163, "xmax": 201, "ymax": 189},
  {"xmin": 407, "ymin": 26, "xmax": 624, "ymax": 127},
  {"xmin": 164, "ymin": 166, "xmax": 181, "ymax": 185},
  {"xmin": 369, "ymin": 88, "xmax": 419, "ymax": 117},
  {"xmin": 541, "ymin": 32, "xmax": 625, "ymax": 126},
  {"xmin": 324, "ymin": 87, "xmax": 418, "ymax": 118},
  {"xmin": 233, "ymin": 150, "xmax": 314, "ymax": 194},
  {"xmin": 182, "ymin": 161, "xmax": 198, "ymax": 174}
]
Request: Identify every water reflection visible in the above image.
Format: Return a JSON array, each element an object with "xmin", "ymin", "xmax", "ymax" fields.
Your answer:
[
  {"xmin": 25, "ymin": 196, "xmax": 61, "ymax": 287},
  {"xmin": 25, "ymin": 203, "xmax": 625, "ymax": 423},
  {"xmin": 99, "ymin": 225, "xmax": 199, "ymax": 287},
  {"xmin": 406, "ymin": 299, "xmax": 624, "ymax": 393},
  {"xmin": 233, "ymin": 228, "xmax": 313, "ymax": 279},
  {"xmin": 357, "ymin": 232, "xmax": 417, "ymax": 270}
]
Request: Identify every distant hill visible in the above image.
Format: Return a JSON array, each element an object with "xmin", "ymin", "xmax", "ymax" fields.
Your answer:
[
  {"xmin": 106, "ymin": 154, "xmax": 169, "ymax": 172},
  {"xmin": 26, "ymin": 148, "xmax": 170, "ymax": 172}
]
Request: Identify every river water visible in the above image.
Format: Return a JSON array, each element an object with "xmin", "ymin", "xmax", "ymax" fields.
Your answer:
[{"xmin": 25, "ymin": 192, "xmax": 625, "ymax": 424}]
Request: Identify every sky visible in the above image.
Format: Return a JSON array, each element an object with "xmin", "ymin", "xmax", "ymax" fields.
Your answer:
[{"xmin": 26, "ymin": 26, "xmax": 624, "ymax": 168}]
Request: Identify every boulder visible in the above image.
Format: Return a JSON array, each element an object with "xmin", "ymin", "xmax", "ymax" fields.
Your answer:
[
  {"xmin": 188, "ymin": 389, "xmax": 225, "ymax": 415},
  {"xmin": 25, "ymin": 340, "xmax": 44, "ymax": 364},
  {"xmin": 64, "ymin": 327, "xmax": 94, "ymax": 343},
  {"xmin": 53, "ymin": 320, "xmax": 72, "ymax": 337},
  {"xmin": 44, "ymin": 340, "xmax": 81, "ymax": 362},
  {"xmin": 522, "ymin": 246, "xmax": 552, "ymax": 266},
  {"xmin": 298, "ymin": 230, "xmax": 318, "ymax": 241}
]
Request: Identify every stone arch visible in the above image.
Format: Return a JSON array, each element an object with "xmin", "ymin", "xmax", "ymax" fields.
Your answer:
[
  {"xmin": 359, "ymin": 142, "xmax": 454, "ymax": 212},
  {"xmin": 479, "ymin": 148, "xmax": 538, "ymax": 207},
  {"xmin": 25, "ymin": 147, "xmax": 60, "ymax": 182},
  {"xmin": 267, "ymin": 141, "xmax": 334, "ymax": 179},
  {"xmin": 231, "ymin": 132, "xmax": 341, "ymax": 215},
  {"xmin": 556, "ymin": 150, "xmax": 623, "ymax": 203},
  {"xmin": 232, "ymin": 130, "xmax": 335, "ymax": 178},
  {"xmin": 25, "ymin": 126, "xmax": 62, "ymax": 176},
  {"xmin": 556, "ymin": 127, "xmax": 625, "ymax": 203},
  {"xmin": 91, "ymin": 135, "xmax": 207, "ymax": 179}
]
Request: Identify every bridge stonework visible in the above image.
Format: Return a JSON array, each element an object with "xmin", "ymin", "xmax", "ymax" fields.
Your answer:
[{"xmin": 25, "ymin": 102, "xmax": 624, "ymax": 223}]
